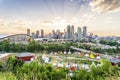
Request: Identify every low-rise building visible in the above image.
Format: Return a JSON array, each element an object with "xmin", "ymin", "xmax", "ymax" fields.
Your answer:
[{"xmin": 15, "ymin": 53, "xmax": 37, "ymax": 62}]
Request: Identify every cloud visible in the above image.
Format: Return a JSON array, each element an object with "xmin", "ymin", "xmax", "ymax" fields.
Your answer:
[
  {"xmin": 89, "ymin": 0, "xmax": 120, "ymax": 13},
  {"xmin": 0, "ymin": 19, "xmax": 28, "ymax": 34},
  {"xmin": 0, "ymin": 18, "xmax": 68, "ymax": 34}
]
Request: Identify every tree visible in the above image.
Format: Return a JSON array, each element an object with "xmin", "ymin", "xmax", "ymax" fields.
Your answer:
[
  {"xmin": 5, "ymin": 56, "xmax": 24, "ymax": 74},
  {"xmin": 1, "ymin": 40, "xmax": 10, "ymax": 52}
]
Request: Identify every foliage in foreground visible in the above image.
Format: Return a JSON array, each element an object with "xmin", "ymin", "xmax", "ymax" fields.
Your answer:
[
  {"xmin": 0, "ymin": 72, "xmax": 17, "ymax": 80},
  {"xmin": 0, "ymin": 57, "xmax": 120, "ymax": 80}
]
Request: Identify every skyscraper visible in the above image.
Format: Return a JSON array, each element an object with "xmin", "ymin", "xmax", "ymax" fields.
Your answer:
[
  {"xmin": 63, "ymin": 29, "xmax": 67, "ymax": 39},
  {"xmin": 52, "ymin": 30, "xmax": 56, "ymax": 39},
  {"xmin": 36, "ymin": 30, "xmax": 39, "ymax": 38},
  {"xmin": 31, "ymin": 32, "xmax": 36, "ymax": 38},
  {"xmin": 77, "ymin": 27, "xmax": 82, "ymax": 41},
  {"xmin": 27, "ymin": 29, "xmax": 30, "ymax": 36},
  {"xmin": 82, "ymin": 26, "xmax": 87, "ymax": 37},
  {"xmin": 67, "ymin": 25, "xmax": 74, "ymax": 40},
  {"xmin": 67, "ymin": 25, "xmax": 71, "ymax": 39},
  {"xmin": 71, "ymin": 25, "xmax": 74, "ymax": 40},
  {"xmin": 56, "ymin": 29, "xmax": 60, "ymax": 39},
  {"xmin": 41, "ymin": 29, "xmax": 44, "ymax": 38}
]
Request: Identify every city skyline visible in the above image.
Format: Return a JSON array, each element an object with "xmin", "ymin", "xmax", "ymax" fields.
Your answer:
[{"xmin": 0, "ymin": 0, "xmax": 120, "ymax": 36}]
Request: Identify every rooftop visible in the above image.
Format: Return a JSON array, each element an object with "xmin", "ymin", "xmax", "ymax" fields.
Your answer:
[
  {"xmin": 0, "ymin": 53, "xmax": 12, "ymax": 59},
  {"xmin": 15, "ymin": 53, "xmax": 36, "ymax": 57},
  {"xmin": 0, "ymin": 34, "xmax": 10, "ymax": 39},
  {"xmin": 110, "ymin": 58, "xmax": 120, "ymax": 64}
]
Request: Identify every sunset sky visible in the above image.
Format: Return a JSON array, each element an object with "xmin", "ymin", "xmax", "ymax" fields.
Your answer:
[{"xmin": 0, "ymin": 0, "xmax": 120, "ymax": 36}]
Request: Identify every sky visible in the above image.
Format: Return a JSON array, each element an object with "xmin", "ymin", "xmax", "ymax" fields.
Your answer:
[{"xmin": 0, "ymin": 0, "xmax": 120, "ymax": 36}]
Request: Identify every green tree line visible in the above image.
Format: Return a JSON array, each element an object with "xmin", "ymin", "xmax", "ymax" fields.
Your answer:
[
  {"xmin": 99, "ymin": 40, "xmax": 120, "ymax": 46},
  {"xmin": 0, "ymin": 40, "xmax": 75, "ymax": 53},
  {"xmin": 0, "ymin": 40, "xmax": 120, "ymax": 54},
  {"xmin": 78, "ymin": 44, "xmax": 120, "ymax": 54}
]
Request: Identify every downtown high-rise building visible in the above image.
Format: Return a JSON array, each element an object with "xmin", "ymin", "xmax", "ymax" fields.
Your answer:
[
  {"xmin": 82, "ymin": 26, "xmax": 87, "ymax": 37},
  {"xmin": 56, "ymin": 29, "xmax": 60, "ymax": 39},
  {"xmin": 77, "ymin": 27, "xmax": 82, "ymax": 41},
  {"xmin": 31, "ymin": 32, "xmax": 36, "ymax": 38},
  {"xmin": 41, "ymin": 29, "xmax": 44, "ymax": 38},
  {"xmin": 71, "ymin": 25, "xmax": 74, "ymax": 40},
  {"xmin": 36, "ymin": 30, "xmax": 39, "ymax": 38},
  {"xmin": 52, "ymin": 30, "xmax": 56, "ymax": 39},
  {"xmin": 63, "ymin": 29, "xmax": 67, "ymax": 39},
  {"xmin": 67, "ymin": 25, "xmax": 74, "ymax": 40},
  {"xmin": 67, "ymin": 25, "xmax": 71, "ymax": 39},
  {"xmin": 27, "ymin": 29, "xmax": 30, "ymax": 36}
]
